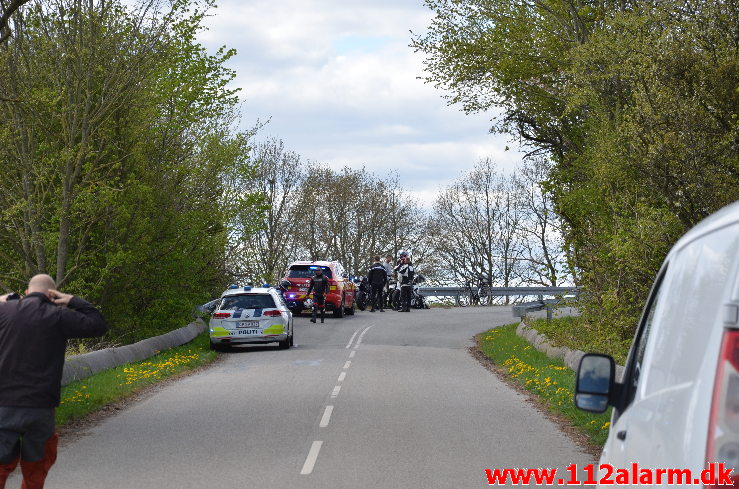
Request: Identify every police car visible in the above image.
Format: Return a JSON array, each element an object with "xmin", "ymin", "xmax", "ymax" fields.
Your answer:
[{"xmin": 208, "ymin": 285, "xmax": 294, "ymax": 351}]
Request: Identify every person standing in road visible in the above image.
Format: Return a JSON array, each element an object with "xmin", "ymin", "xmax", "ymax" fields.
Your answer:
[
  {"xmin": 382, "ymin": 254, "xmax": 393, "ymax": 308},
  {"xmin": 0, "ymin": 274, "xmax": 108, "ymax": 489},
  {"xmin": 367, "ymin": 256, "xmax": 387, "ymax": 313},
  {"xmin": 394, "ymin": 254, "xmax": 415, "ymax": 312},
  {"xmin": 382, "ymin": 255, "xmax": 393, "ymax": 280},
  {"xmin": 305, "ymin": 266, "xmax": 330, "ymax": 323}
]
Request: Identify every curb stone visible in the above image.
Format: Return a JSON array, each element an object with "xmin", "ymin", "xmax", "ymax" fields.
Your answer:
[
  {"xmin": 61, "ymin": 318, "xmax": 207, "ymax": 386},
  {"xmin": 515, "ymin": 319, "xmax": 625, "ymax": 382}
]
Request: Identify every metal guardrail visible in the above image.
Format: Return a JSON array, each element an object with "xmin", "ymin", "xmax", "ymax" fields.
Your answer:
[
  {"xmin": 417, "ymin": 286, "xmax": 578, "ymax": 297},
  {"xmin": 417, "ymin": 286, "xmax": 580, "ymax": 318},
  {"xmin": 511, "ymin": 298, "xmax": 563, "ymax": 320}
]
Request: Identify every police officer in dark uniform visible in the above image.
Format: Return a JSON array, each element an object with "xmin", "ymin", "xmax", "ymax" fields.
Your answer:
[
  {"xmin": 367, "ymin": 256, "xmax": 387, "ymax": 312},
  {"xmin": 306, "ymin": 266, "xmax": 330, "ymax": 323},
  {"xmin": 394, "ymin": 254, "xmax": 415, "ymax": 312}
]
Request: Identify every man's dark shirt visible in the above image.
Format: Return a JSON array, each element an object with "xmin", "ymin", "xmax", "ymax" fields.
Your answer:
[
  {"xmin": 306, "ymin": 274, "xmax": 330, "ymax": 296},
  {"xmin": 0, "ymin": 293, "xmax": 108, "ymax": 408},
  {"xmin": 367, "ymin": 263, "xmax": 388, "ymax": 286}
]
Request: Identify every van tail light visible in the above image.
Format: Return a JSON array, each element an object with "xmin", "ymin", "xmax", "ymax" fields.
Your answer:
[
  {"xmin": 706, "ymin": 330, "xmax": 739, "ymax": 488},
  {"xmin": 212, "ymin": 312, "xmax": 231, "ymax": 318},
  {"xmin": 263, "ymin": 310, "xmax": 282, "ymax": 317}
]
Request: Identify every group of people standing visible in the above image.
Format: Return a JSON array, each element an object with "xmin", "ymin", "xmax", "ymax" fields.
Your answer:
[
  {"xmin": 302, "ymin": 252, "xmax": 417, "ymax": 322},
  {"xmin": 366, "ymin": 252, "xmax": 415, "ymax": 313}
]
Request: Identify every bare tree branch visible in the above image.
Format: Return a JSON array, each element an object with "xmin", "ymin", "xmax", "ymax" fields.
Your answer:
[{"xmin": 0, "ymin": 0, "xmax": 31, "ymax": 44}]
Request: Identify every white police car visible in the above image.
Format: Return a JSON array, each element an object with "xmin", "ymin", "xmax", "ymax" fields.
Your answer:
[{"xmin": 209, "ymin": 286, "xmax": 293, "ymax": 351}]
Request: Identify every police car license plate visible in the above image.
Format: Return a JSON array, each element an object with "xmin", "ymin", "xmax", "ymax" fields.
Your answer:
[
  {"xmin": 237, "ymin": 321, "xmax": 259, "ymax": 328},
  {"xmin": 230, "ymin": 329, "xmax": 260, "ymax": 336}
]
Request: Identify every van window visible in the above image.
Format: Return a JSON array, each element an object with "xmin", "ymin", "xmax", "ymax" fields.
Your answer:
[
  {"xmin": 287, "ymin": 265, "xmax": 333, "ymax": 278},
  {"xmin": 220, "ymin": 294, "xmax": 276, "ymax": 310},
  {"xmin": 641, "ymin": 225, "xmax": 739, "ymax": 393},
  {"xmin": 626, "ymin": 268, "xmax": 668, "ymax": 404}
]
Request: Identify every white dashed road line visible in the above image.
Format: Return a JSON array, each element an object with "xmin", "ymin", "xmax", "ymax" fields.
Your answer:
[
  {"xmin": 354, "ymin": 325, "xmax": 374, "ymax": 349},
  {"xmin": 302, "ymin": 321, "xmax": 374, "ymax": 476},
  {"xmin": 345, "ymin": 326, "xmax": 362, "ymax": 349},
  {"xmin": 319, "ymin": 406, "xmax": 334, "ymax": 428},
  {"xmin": 300, "ymin": 441, "xmax": 323, "ymax": 475}
]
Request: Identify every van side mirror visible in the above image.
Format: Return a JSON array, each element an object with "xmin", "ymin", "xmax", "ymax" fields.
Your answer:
[{"xmin": 575, "ymin": 353, "xmax": 616, "ymax": 413}]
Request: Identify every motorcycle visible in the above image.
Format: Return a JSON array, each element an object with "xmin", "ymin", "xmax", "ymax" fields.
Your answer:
[
  {"xmin": 355, "ymin": 276, "xmax": 370, "ymax": 311},
  {"xmin": 383, "ymin": 277, "xmax": 394, "ymax": 309},
  {"xmin": 411, "ymin": 274, "xmax": 429, "ymax": 309},
  {"xmin": 390, "ymin": 279, "xmax": 403, "ymax": 310}
]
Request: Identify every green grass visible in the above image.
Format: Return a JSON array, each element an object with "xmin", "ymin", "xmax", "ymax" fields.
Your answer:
[
  {"xmin": 529, "ymin": 316, "xmax": 630, "ymax": 364},
  {"xmin": 479, "ymin": 323, "xmax": 612, "ymax": 447},
  {"xmin": 57, "ymin": 332, "xmax": 218, "ymax": 427}
]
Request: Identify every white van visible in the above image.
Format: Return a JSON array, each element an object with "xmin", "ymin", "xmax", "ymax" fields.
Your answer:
[{"xmin": 575, "ymin": 201, "xmax": 739, "ymax": 487}]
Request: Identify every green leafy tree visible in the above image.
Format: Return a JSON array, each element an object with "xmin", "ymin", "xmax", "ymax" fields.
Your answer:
[
  {"xmin": 415, "ymin": 0, "xmax": 739, "ymax": 342},
  {"xmin": 0, "ymin": 0, "xmax": 261, "ymax": 342}
]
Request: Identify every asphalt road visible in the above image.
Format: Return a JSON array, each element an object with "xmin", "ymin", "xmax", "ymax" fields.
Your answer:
[{"xmin": 23, "ymin": 306, "xmax": 591, "ymax": 488}]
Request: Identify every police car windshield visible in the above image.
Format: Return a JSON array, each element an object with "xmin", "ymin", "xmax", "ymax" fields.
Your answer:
[
  {"xmin": 287, "ymin": 266, "xmax": 333, "ymax": 279},
  {"xmin": 220, "ymin": 294, "xmax": 276, "ymax": 310}
]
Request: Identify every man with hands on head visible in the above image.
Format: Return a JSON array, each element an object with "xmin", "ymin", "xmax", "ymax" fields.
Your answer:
[{"xmin": 0, "ymin": 274, "xmax": 108, "ymax": 489}]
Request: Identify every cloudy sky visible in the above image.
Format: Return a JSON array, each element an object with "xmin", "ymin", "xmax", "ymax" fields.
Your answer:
[{"xmin": 196, "ymin": 0, "xmax": 527, "ymax": 205}]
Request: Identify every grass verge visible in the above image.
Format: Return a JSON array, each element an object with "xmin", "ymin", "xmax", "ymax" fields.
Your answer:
[
  {"xmin": 57, "ymin": 332, "xmax": 218, "ymax": 427},
  {"xmin": 477, "ymin": 323, "xmax": 611, "ymax": 448},
  {"xmin": 529, "ymin": 316, "xmax": 630, "ymax": 364}
]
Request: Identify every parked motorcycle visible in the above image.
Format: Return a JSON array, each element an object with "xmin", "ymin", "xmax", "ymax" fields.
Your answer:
[
  {"xmin": 411, "ymin": 274, "xmax": 429, "ymax": 309},
  {"xmin": 389, "ymin": 279, "xmax": 402, "ymax": 310},
  {"xmin": 355, "ymin": 276, "xmax": 370, "ymax": 311},
  {"xmin": 384, "ymin": 278, "xmax": 395, "ymax": 309}
]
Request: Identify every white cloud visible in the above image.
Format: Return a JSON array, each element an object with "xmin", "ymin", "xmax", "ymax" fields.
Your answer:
[{"xmin": 197, "ymin": 0, "xmax": 528, "ymax": 198}]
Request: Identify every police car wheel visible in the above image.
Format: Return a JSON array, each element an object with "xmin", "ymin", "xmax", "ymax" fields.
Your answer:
[{"xmin": 333, "ymin": 298, "xmax": 345, "ymax": 318}]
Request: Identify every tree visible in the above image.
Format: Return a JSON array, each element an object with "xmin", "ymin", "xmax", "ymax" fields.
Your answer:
[
  {"xmin": 411, "ymin": 0, "xmax": 596, "ymax": 159},
  {"xmin": 428, "ymin": 159, "xmax": 508, "ymax": 292},
  {"xmin": 0, "ymin": 0, "xmax": 260, "ymax": 342},
  {"xmin": 234, "ymin": 138, "xmax": 303, "ymax": 285},
  {"xmin": 415, "ymin": 0, "xmax": 739, "ymax": 335},
  {"xmin": 513, "ymin": 158, "xmax": 571, "ymax": 287},
  {"xmin": 294, "ymin": 165, "xmax": 423, "ymax": 276},
  {"xmin": 0, "ymin": 0, "xmax": 31, "ymax": 44}
]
